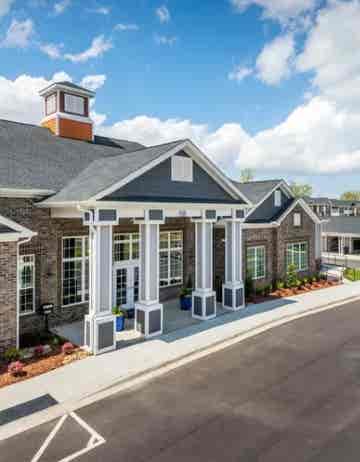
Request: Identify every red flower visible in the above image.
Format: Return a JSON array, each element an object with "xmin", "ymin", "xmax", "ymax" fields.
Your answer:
[
  {"xmin": 34, "ymin": 345, "xmax": 45, "ymax": 357},
  {"xmin": 8, "ymin": 361, "xmax": 25, "ymax": 376},
  {"xmin": 62, "ymin": 342, "xmax": 75, "ymax": 355}
]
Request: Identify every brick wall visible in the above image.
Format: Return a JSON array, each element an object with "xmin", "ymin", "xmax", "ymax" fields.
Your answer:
[
  {"xmin": 0, "ymin": 198, "xmax": 197, "ymax": 341},
  {"xmin": 0, "ymin": 241, "xmax": 17, "ymax": 353}
]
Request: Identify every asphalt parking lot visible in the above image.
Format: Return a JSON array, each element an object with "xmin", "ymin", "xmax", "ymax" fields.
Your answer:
[{"xmin": 2, "ymin": 299, "xmax": 360, "ymax": 461}]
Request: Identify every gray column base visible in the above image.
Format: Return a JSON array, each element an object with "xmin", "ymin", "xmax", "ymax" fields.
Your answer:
[
  {"xmin": 222, "ymin": 282, "xmax": 245, "ymax": 311},
  {"xmin": 135, "ymin": 302, "xmax": 163, "ymax": 338},
  {"xmin": 192, "ymin": 290, "xmax": 217, "ymax": 320},
  {"xmin": 84, "ymin": 313, "xmax": 116, "ymax": 355}
]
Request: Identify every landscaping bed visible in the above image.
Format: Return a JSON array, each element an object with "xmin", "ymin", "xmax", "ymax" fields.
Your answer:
[
  {"xmin": 246, "ymin": 266, "xmax": 342, "ymax": 304},
  {"xmin": 0, "ymin": 335, "xmax": 89, "ymax": 389}
]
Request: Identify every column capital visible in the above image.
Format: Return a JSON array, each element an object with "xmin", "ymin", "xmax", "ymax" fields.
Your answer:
[
  {"xmin": 134, "ymin": 208, "xmax": 165, "ymax": 225},
  {"xmin": 191, "ymin": 209, "xmax": 218, "ymax": 223},
  {"xmin": 82, "ymin": 208, "xmax": 119, "ymax": 226},
  {"xmin": 222, "ymin": 208, "xmax": 246, "ymax": 222}
]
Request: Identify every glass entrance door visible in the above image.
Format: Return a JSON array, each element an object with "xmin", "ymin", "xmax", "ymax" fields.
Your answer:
[{"xmin": 113, "ymin": 264, "xmax": 139, "ymax": 309}]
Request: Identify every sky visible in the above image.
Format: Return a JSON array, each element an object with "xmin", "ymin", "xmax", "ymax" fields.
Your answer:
[{"xmin": 0, "ymin": 0, "xmax": 360, "ymax": 197}]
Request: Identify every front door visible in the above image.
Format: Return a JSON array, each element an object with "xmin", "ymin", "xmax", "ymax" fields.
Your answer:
[{"xmin": 113, "ymin": 264, "xmax": 139, "ymax": 309}]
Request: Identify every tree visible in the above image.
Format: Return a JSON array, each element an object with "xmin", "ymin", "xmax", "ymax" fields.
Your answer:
[
  {"xmin": 289, "ymin": 181, "xmax": 313, "ymax": 198},
  {"xmin": 239, "ymin": 168, "xmax": 255, "ymax": 183},
  {"xmin": 340, "ymin": 191, "xmax": 360, "ymax": 201}
]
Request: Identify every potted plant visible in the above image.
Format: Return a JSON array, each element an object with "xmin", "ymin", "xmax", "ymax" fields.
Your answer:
[
  {"xmin": 112, "ymin": 306, "xmax": 125, "ymax": 331},
  {"xmin": 180, "ymin": 276, "xmax": 193, "ymax": 311}
]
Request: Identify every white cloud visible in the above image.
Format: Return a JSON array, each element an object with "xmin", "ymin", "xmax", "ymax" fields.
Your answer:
[
  {"xmin": 80, "ymin": 74, "xmax": 106, "ymax": 91},
  {"xmin": 296, "ymin": 0, "xmax": 360, "ymax": 109},
  {"xmin": 52, "ymin": 71, "xmax": 72, "ymax": 82},
  {"xmin": 230, "ymin": 0, "xmax": 318, "ymax": 23},
  {"xmin": 256, "ymin": 33, "xmax": 295, "ymax": 85},
  {"xmin": 54, "ymin": 0, "xmax": 71, "ymax": 15},
  {"xmin": 39, "ymin": 42, "xmax": 63, "ymax": 59},
  {"xmin": 114, "ymin": 23, "xmax": 139, "ymax": 31},
  {"xmin": 64, "ymin": 35, "xmax": 112, "ymax": 63},
  {"xmin": 228, "ymin": 65, "xmax": 253, "ymax": 82},
  {"xmin": 1, "ymin": 19, "xmax": 34, "ymax": 48},
  {"xmin": 88, "ymin": 6, "xmax": 110, "ymax": 15},
  {"xmin": 155, "ymin": 34, "xmax": 177, "ymax": 45},
  {"xmin": 156, "ymin": 5, "xmax": 170, "ymax": 23},
  {"xmin": 0, "ymin": 72, "xmax": 70, "ymax": 124},
  {"xmin": 0, "ymin": 0, "xmax": 14, "ymax": 18}
]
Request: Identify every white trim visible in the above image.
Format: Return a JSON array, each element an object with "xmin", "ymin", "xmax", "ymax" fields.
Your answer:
[
  {"xmin": 323, "ymin": 232, "xmax": 360, "ymax": 238},
  {"xmin": 286, "ymin": 241, "xmax": 309, "ymax": 272},
  {"xmin": 39, "ymin": 82, "xmax": 95, "ymax": 98},
  {"xmin": 246, "ymin": 245, "xmax": 266, "ymax": 280},
  {"xmin": 159, "ymin": 230, "xmax": 183, "ymax": 289},
  {"xmin": 41, "ymin": 112, "xmax": 93, "ymax": 125},
  {"xmin": 0, "ymin": 188, "xmax": 55, "ymax": 198},
  {"xmin": 274, "ymin": 198, "xmax": 322, "ymax": 225},
  {"xmin": 18, "ymin": 254, "xmax": 36, "ymax": 316},
  {"xmin": 0, "ymin": 213, "xmax": 37, "ymax": 243},
  {"xmin": 90, "ymin": 140, "xmax": 251, "ymax": 204}
]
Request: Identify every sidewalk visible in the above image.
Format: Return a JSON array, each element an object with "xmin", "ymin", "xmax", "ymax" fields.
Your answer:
[{"xmin": 2, "ymin": 282, "xmax": 360, "ymax": 439}]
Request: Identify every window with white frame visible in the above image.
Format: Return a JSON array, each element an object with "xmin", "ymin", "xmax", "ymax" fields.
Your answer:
[
  {"xmin": 171, "ymin": 155, "xmax": 193, "ymax": 182},
  {"xmin": 62, "ymin": 237, "xmax": 89, "ymax": 306},
  {"xmin": 159, "ymin": 231, "xmax": 183, "ymax": 287},
  {"xmin": 293, "ymin": 212, "xmax": 301, "ymax": 227},
  {"xmin": 246, "ymin": 246, "xmax": 266, "ymax": 280},
  {"xmin": 19, "ymin": 255, "xmax": 35, "ymax": 315},
  {"xmin": 274, "ymin": 190, "xmax": 282, "ymax": 207},
  {"xmin": 286, "ymin": 242, "xmax": 308, "ymax": 271},
  {"xmin": 64, "ymin": 93, "xmax": 85, "ymax": 115},
  {"xmin": 113, "ymin": 233, "xmax": 139, "ymax": 262},
  {"xmin": 46, "ymin": 93, "xmax": 56, "ymax": 115}
]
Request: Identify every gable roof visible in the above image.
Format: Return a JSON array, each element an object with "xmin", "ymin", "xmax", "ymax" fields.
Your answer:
[
  {"xmin": 43, "ymin": 139, "xmax": 250, "ymax": 205},
  {"xmin": 43, "ymin": 140, "xmax": 186, "ymax": 203},
  {"xmin": 0, "ymin": 119, "xmax": 144, "ymax": 194},
  {"xmin": 232, "ymin": 179, "xmax": 283, "ymax": 205},
  {"xmin": 0, "ymin": 213, "xmax": 36, "ymax": 241}
]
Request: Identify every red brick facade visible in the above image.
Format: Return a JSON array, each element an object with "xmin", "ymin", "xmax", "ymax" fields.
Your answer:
[{"xmin": 0, "ymin": 241, "xmax": 17, "ymax": 353}]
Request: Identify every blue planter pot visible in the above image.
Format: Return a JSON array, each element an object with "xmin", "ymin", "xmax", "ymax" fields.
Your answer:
[
  {"xmin": 115, "ymin": 315, "xmax": 125, "ymax": 332},
  {"xmin": 180, "ymin": 296, "xmax": 192, "ymax": 311}
]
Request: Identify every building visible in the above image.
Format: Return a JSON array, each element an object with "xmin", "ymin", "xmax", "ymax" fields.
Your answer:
[{"xmin": 0, "ymin": 81, "xmax": 322, "ymax": 355}]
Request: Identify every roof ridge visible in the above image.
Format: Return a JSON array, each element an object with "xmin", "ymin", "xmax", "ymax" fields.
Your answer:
[{"xmin": 113, "ymin": 138, "xmax": 186, "ymax": 156}]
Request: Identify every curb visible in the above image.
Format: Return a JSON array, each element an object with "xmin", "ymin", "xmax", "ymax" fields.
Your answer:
[{"xmin": 1, "ymin": 292, "xmax": 360, "ymax": 442}]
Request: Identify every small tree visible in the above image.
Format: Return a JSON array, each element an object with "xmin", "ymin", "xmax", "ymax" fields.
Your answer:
[
  {"xmin": 286, "ymin": 264, "xmax": 298, "ymax": 288},
  {"xmin": 289, "ymin": 182, "xmax": 313, "ymax": 198},
  {"xmin": 239, "ymin": 169, "xmax": 255, "ymax": 183},
  {"xmin": 340, "ymin": 191, "xmax": 360, "ymax": 201}
]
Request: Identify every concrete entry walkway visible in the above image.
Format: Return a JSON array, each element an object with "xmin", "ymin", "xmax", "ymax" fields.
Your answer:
[{"xmin": 52, "ymin": 299, "xmax": 229, "ymax": 348}]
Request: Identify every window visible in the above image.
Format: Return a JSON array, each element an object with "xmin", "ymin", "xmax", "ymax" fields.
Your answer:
[
  {"xmin": 274, "ymin": 190, "xmax": 282, "ymax": 207},
  {"xmin": 19, "ymin": 255, "xmax": 35, "ymax": 315},
  {"xmin": 46, "ymin": 93, "xmax": 56, "ymax": 115},
  {"xmin": 286, "ymin": 242, "xmax": 308, "ymax": 271},
  {"xmin": 246, "ymin": 246, "xmax": 266, "ymax": 280},
  {"xmin": 113, "ymin": 233, "xmax": 139, "ymax": 262},
  {"xmin": 171, "ymin": 155, "xmax": 193, "ymax": 182},
  {"xmin": 62, "ymin": 237, "xmax": 89, "ymax": 306},
  {"xmin": 159, "ymin": 231, "xmax": 183, "ymax": 287},
  {"xmin": 64, "ymin": 93, "xmax": 85, "ymax": 115},
  {"xmin": 293, "ymin": 212, "xmax": 301, "ymax": 227}
]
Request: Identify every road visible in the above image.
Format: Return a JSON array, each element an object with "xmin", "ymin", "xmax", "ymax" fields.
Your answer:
[{"xmin": 2, "ymin": 300, "xmax": 360, "ymax": 461}]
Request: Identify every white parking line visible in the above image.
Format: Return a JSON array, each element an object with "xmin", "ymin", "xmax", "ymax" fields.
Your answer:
[{"xmin": 30, "ymin": 412, "xmax": 105, "ymax": 462}]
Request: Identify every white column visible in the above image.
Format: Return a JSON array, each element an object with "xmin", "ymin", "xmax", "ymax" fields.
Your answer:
[
  {"xmin": 84, "ymin": 224, "xmax": 116, "ymax": 355},
  {"xmin": 222, "ymin": 209, "xmax": 245, "ymax": 311},
  {"xmin": 134, "ymin": 210, "xmax": 164, "ymax": 338},
  {"xmin": 192, "ymin": 210, "xmax": 217, "ymax": 320}
]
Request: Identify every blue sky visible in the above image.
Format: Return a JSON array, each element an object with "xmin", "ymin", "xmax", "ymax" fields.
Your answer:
[{"xmin": 0, "ymin": 0, "xmax": 360, "ymax": 197}]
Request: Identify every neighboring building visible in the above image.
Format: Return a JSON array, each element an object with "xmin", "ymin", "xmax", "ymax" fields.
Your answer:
[
  {"xmin": 0, "ymin": 81, "xmax": 322, "ymax": 355},
  {"xmin": 306, "ymin": 197, "xmax": 360, "ymax": 217}
]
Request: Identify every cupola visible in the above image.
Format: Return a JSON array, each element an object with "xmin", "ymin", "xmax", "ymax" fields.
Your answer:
[{"xmin": 39, "ymin": 81, "xmax": 95, "ymax": 142}]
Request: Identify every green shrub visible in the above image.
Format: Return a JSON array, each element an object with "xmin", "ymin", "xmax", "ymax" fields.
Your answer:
[
  {"xmin": 303, "ymin": 277, "xmax": 309, "ymax": 285},
  {"xmin": 245, "ymin": 277, "xmax": 254, "ymax": 296},
  {"xmin": 4, "ymin": 347, "xmax": 21, "ymax": 363},
  {"xmin": 286, "ymin": 264, "xmax": 298, "ymax": 288},
  {"xmin": 344, "ymin": 267, "xmax": 360, "ymax": 281},
  {"xmin": 264, "ymin": 283, "xmax": 273, "ymax": 295},
  {"xmin": 255, "ymin": 285, "xmax": 265, "ymax": 296},
  {"xmin": 296, "ymin": 279, "xmax": 302, "ymax": 288},
  {"xmin": 276, "ymin": 280, "xmax": 285, "ymax": 290}
]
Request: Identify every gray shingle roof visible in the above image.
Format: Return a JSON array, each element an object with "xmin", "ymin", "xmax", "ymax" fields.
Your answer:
[
  {"xmin": 0, "ymin": 119, "xmax": 144, "ymax": 193},
  {"xmin": 232, "ymin": 179, "xmax": 282, "ymax": 204},
  {"xmin": 323, "ymin": 216, "xmax": 360, "ymax": 235},
  {"xmin": 43, "ymin": 140, "xmax": 186, "ymax": 203}
]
